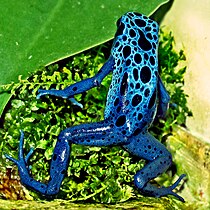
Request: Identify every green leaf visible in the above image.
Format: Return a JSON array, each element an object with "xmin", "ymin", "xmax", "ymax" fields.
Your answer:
[{"xmin": 0, "ymin": 0, "xmax": 169, "ymax": 116}]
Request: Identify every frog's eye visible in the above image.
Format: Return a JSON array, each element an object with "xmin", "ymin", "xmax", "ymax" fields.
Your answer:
[{"xmin": 116, "ymin": 17, "xmax": 122, "ymax": 27}]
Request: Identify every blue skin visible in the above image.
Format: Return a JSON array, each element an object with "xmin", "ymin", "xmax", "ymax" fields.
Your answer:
[{"xmin": 5, "ymin": 12, "xmax": 186, "ymax": 202}]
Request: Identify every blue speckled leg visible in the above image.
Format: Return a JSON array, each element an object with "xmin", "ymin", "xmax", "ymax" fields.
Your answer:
[
  {"xmin": 5, "ymin": 119, "xmax": 129, "ymax": 196},
  {"xmin": 123, "ymin": 132, "xmax": 186, "ymax": 202},
  {"xmin": 156, "ymin": 74, "xmax": 170, "ymax": 119},
  {"xmin": 37, "ymin": 56, "xmax": 115, "ymax": 102},
  {"xmin": 46, "ymin": 119, "xmax": 129, "ymax": 195}
]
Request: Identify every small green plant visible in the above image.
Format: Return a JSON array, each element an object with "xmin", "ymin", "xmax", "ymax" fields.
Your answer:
[
  {"xmin": 0, "ymin": 30, "xmax": 191, "ymax": 203},
  {"xmin": 151, "ymin": 30, "xmax": 192, "ymax": 141}
]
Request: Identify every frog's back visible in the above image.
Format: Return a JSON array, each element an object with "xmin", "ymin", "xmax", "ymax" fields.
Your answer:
[{"xmin": 104, "ymin": 12, "xmax": 159, "ymax": 135}]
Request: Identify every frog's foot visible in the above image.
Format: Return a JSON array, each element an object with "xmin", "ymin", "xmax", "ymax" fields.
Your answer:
[
  {"xmin": 124, "ymin": 132, "xmax": 186, "ymax": 202},
  {"xmin": 164, "ymin": 174, "xmax": 186, "ymax": 202},
  {"xmin": 37, "ymin": 89, "xmax": 83, "ymax": 108},
  {"xmin": 136, "ymin": 173, "xmax": 186, "ymax": 202},
  {"xmin": 5, "ymin": 131, "xmax": 33, "ymax": 169},
  {"xmin": 37, "ymin": 89, "xmax": 67, "ymax": 99},
  {"xmin": 5, "ymin": 130, "xmax": 48, "ymax": 194}
]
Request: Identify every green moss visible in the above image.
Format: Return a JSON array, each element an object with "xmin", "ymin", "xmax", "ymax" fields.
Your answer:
[{"xmin": 0, "ymin": 30, "xmax": 191, "ymax": 203}]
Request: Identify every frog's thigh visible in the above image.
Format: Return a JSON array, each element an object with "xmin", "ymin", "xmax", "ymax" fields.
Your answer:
[
  {"xmin": 123, "ymin": 132, "xmax": 172, "ymax": 188},
  {"xmin": 58, "ymin": 119, "xmax": 128, "ymax": 147}
]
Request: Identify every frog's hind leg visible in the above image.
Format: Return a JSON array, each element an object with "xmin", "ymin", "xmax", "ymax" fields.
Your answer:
[
  {"xmin": 123, "ymin": 132, "xmax": 186, "ymax": 202},
  {"xmin": 156, "ymin": 74, "xmax": 170, "ymax": 119},
  {"xmin": 6, "ymin": 119, "xmax": 128, "ymax": 196},
  {"xmin": 47, "ymin": 119, "xmax": 129, "ymax": 195}
]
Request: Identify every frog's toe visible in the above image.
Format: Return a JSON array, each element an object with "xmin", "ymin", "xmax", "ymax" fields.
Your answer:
[
  {"xmin": 37, "ymin": 88, "xmax": 68, "ymax": 99},
  {"xmin": 169, "ymin": 191, "xmax": 185, "ymax": 202},
  {"xmin": 37, "ymin": 89, "xmax": 49, "ymax": 99},
  {"xmin": 169, "ymin": 174, "xmax": 186, "ymax": 190},
  {"xmin": 25, "ymin": 147, "xmax": 34, "ymax": 163},
  {"xmin": 4, "ymin": 153, "xmax": 19, "ymax": 165},
  {"xmin": 167, "ymin": 174, "xmax": 186, "ymax": 202},
  {"xmin": 68, "ymin": 97, "xmax": 83, "ymax": 109}
]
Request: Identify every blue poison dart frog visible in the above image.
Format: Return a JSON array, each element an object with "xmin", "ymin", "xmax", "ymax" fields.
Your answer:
[{"xmin": 5, "ymin": 12, "xmax": 186, "ymax": 202}]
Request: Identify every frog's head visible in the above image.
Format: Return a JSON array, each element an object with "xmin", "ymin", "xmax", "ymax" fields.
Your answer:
[{"xmin": 114, "ymin": 12, "xmax": 159, "ymax": 51}]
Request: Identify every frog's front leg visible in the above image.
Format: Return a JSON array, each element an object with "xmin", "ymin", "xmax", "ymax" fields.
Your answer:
[
  {"xmin": 156, "ymin": 74, "xmax": 170, "ymax": 119},
  {"xmin": 37, "ymin": 56, "xmax": 115, "ymax": 101},
  {"xmin": 123, "ymin": 132, "xmax": 186, "ymax": 202},
  {"xmin": 5, "ymin": 119, "xmax": 129, "ymax": 196}
]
